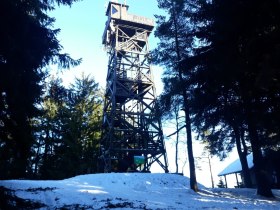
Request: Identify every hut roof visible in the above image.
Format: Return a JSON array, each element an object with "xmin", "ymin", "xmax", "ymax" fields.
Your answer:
[{"xmin": 218, "ymin": 154, "xmax": 254, "ymax": 176}]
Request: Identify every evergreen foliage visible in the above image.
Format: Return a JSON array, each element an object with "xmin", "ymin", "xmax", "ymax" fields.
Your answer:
[
  {"xmin": 31, "ymin": 75, "xmax": 103, "ymax": 179},
  {"xmin": 153, "ymin": 0, "xmax": 198, "ymax": 192},
  {"xmin": 0, "ymin": 0, "xmax": 81, "ymax": 179},
  {"xmin": 155, "ymin": 0, "xmax": 280, "ymax": 197},
  {"xmin": 217, "ymin": 178, "xmax": 226, "ymax": 188}
]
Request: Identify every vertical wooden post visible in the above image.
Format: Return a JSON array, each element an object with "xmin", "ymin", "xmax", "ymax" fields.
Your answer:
[
  {"xmin": 224, "ymin": 175, "xmax": 228, "ymax": 188},
  {"xmin": 235, "ymin": 173, "xmax": 240, "ymax": 188}
]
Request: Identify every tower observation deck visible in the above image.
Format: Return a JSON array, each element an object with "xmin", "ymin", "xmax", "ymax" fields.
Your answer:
[{"xmin": 100, "ymin": 1, "xmax": 168, "ymax": 173}]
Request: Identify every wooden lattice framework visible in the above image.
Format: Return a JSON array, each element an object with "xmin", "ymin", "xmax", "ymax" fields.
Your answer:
[{"xmin": 100, "ymin": 1, "xmax": 168, "ymax": 173}]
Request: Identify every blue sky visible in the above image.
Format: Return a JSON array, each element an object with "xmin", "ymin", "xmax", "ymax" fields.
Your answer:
[{"xmin": 49, "ymin": 0, "xmax": 239, "ymax": 188}]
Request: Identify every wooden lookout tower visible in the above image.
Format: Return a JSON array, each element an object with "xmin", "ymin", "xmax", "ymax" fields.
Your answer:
[{"xmin": 100, "ymin": 1, "xmax": 168, "ymax": 173}]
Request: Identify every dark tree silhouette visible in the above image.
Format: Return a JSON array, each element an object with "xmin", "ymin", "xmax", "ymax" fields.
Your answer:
[
  {"xmin": 155, "ymin": 0, "xmax": 280, "ymax": 197},
  {"xmin": 154, "ymin": 0, "xmax": 198, "ymax": 192},
  {"xmin": 0, "ymin": 0, "xmax": 81, "ymax": 179},
  {"xmin": 181, "ymin": 0, "xmax": 280, "ymax": 197}
]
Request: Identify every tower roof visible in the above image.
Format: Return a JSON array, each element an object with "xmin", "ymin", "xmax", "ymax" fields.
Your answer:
[
  {"xmin": 105, "ymin": 1, "xmax": 129, "ymax": 17},
  {"xmin": 105, "ymin": 1, "xmax": 154, "ymax": 29}
]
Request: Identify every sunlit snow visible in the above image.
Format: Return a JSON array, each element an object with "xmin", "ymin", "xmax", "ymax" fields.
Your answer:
[{"xmin": 1, "ymin": 173, "xmax": 279, "ymax": 209}]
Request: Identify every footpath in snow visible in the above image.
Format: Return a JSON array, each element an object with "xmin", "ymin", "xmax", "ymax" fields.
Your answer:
[{"xmin": 0, "ymin": 173, "xmax": 279, "ymax": 209}]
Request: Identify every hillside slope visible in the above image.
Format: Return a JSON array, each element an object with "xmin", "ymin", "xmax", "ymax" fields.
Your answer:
[{"xmin": 0, "ymin": 173, "xmax": 279, "ymax": 209}]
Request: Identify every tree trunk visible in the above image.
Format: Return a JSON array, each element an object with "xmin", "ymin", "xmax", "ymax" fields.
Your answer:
[
  {"xmin": 172, "ymin": 1, "xmax": 198, "ymax": 192},
  {"xmin": 232, "ymin": 125, "xmax": 252, "ymax": 188},
  {"xmin": 12, "ymin": 125, "xmax": 30, "ymax": 179},
  {"xmin": 175, "ymin": 106, "xmax": 179, "ymax": 174},
  {"xmin": 247, "ymin": 117, "xmax": 274, "ymax": 197},
  {"xmin": 183, "ymin": 99, "xmax": 198, "ymax": 192}
]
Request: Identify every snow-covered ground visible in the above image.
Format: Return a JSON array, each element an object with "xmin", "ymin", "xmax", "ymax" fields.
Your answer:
[{"xmin": 1, "ymin": 173, "xmax": 279, "ymax": 209}]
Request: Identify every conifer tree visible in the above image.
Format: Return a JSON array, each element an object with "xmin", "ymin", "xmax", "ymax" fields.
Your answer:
[
  {"xmin": 0, "ymin": 0, "xmax": 81, "ymax": 178},
  {"xmin": 180, "ymin": 0, "xmax": 280, "ymax": 197},
  {"xmin": 154, "ymin": 0, "xmax": 198, "ymax": 192},
  {"xmin": 34, "ymin": 75, "xmax": 102, "ymax": 179},
  {"xmin": 155, "ymin": 0, "xmax": 280, "ymax": 197}
]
